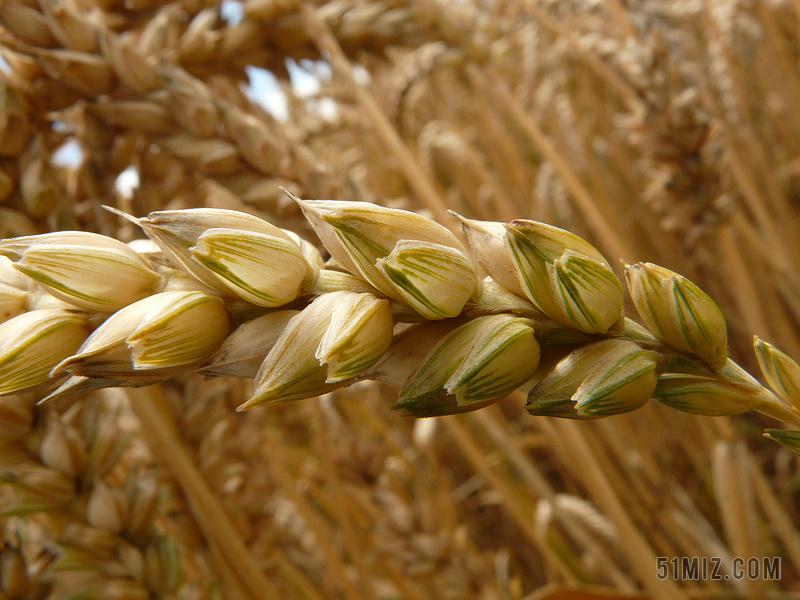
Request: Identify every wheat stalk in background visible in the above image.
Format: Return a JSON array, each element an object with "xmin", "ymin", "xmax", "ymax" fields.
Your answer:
[{"xmin": 2, "ymin": 1, "xmax": 800, "ymax": 599}]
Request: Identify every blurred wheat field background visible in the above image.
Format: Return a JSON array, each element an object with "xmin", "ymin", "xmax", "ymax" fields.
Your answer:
[{"xmin": 0, "ymin": 0, "xmax": 799, "ymax": 599}]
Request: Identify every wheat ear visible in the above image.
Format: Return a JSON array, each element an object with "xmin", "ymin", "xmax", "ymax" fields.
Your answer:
[{"xmin": 1, "ymin": 194, "xmax": 800, "ymax": 452}]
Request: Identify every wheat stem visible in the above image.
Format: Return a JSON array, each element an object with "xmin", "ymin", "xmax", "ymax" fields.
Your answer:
[
  {"xmin": 442, "ymin": 415, "xmax": 582, "ymax": 584},
  {"xmin": 518, "ymin": 2, "xmax": 641, "ymax": 107},
  {"xmin": 747, "ymin": 451, "xmax": 800, "ymax": 573},
  {"xmin": 312, "ymin": 400, "xmax": 377, "ymax": 600},
  {"xmin": 471, "ymin": 406, "xmax": 639, "ymax": 592},
  {"xmin": 126, "ymin": 385, "xmax": 277, "ymax": 600},
  {"xmin": 301, "ymin": 4, "xmax": 453, "ymax": 225},
  {"xmin": 712, "ymin": 441, "xmax": 765, "ymax": 600},
  {"xmin": 474, "ymin": 65, "xmax": 632, "ymax": 262},
  {"xmin": 546, "ymin": 419, "xmax": 688, "ymax": 600},
  {"xmin": 265, "ymin": 428, "xmax": 365, "ymax": 600},
  {"xmin": 273, "ymin": 551, "xmax": 329, "ymax": 600}
]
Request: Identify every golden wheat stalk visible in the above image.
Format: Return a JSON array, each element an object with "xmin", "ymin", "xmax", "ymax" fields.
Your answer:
[{"xmin": 1, "ymin": 194, "xmax": 799, "ymax": 451}]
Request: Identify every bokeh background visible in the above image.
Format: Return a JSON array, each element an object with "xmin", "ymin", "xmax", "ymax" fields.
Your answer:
[{"xmin": 0, "ymin": 0, "xmax": 799, "ymax": 598}]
